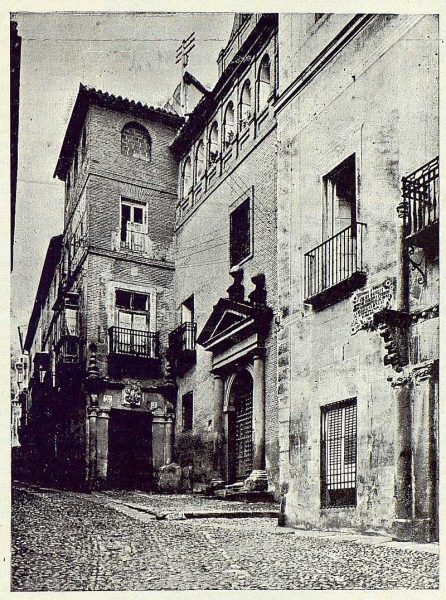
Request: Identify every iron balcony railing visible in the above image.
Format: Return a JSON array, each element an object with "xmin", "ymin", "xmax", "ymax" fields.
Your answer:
[
  {"xmin": 304, "ymin": 223, "xmax": 366, "ymax": 301},
  {"xmin": 168, "ymin": 321, "xmax": 197, "ymax": 354},
  {"xmin": 402, "ymin": 156, "xmax": 439, "ymax": 238},
  {"xmin": 108, "ymin": 326, "xmax": 159, "ymax": 358}
]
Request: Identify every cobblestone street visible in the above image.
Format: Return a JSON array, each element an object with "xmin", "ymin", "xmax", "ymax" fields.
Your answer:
[{"xmin": 12, "ymin": 484, "xmax": 439, "ymax": 591}]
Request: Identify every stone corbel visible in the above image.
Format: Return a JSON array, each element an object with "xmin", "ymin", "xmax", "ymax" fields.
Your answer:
[{"xmin": 412, "ymin": 360, "xmax": 439, "ymax": 386}]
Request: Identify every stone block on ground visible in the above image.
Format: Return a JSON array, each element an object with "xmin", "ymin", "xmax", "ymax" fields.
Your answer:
[{"xmin": 158, "ymin": 463, "xmax": 182, "ymax": 493}]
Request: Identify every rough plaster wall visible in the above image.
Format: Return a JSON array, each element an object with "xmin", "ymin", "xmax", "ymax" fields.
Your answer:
[{"xmin": 276, "ymin": 15, "xmax": 438, "ymax": 531}]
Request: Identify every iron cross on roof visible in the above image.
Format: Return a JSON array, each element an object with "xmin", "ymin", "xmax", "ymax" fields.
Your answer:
[
  {"xmin": 175, "ymin": 32, "xmax": 196, "ymax": 68},
  {"xmin": 175, "ymin": 32, "xmax": 195, "ymax": 116}
]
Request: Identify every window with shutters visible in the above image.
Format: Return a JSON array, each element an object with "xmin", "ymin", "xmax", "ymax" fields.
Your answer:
[
  {"xmin": 321, "ymin": 398, "xmax": 357, "ymax": 508},
  {"xmin": 229, "ymin": 196, "xmax": 252, "ymax": 267},
  {"xmin": 120, "ymin": 198, "xmax": 148, "ymax": 253}
]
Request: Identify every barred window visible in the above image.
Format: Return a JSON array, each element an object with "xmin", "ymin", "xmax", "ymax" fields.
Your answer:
[
  {"xmin": 121, "ymin": 122, "xmax": 151, "ymax": 161},
  {"xmin": 321, "ymin": 398, "xmax": 357, "ymax": 508}
]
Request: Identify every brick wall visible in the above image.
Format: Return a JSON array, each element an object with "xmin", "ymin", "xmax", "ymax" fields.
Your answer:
[{"xmin": 173, "ymin": 123, "xmax": 279, "ymax": 490}]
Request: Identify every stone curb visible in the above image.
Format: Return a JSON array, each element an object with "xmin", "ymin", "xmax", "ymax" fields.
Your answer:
[{"xmin": 117, "ymin": 501, "xmax": 279, "ymax": 521}]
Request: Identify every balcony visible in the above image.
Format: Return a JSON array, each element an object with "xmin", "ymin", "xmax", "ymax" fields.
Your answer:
[
  {"xmin": 108, "ymin": 327, "xmax": 161, "ymax": 378},
  {"xmin": 55, "ymin": 335, "xmax": 80, "ymax": 365},
  {"xmin": 120, "ymin": 230, "xmax": 151, "ymax": 254},
  {"xmin": 402, "ymin": 156, "xmax": 439, "ymax": 251},
  {"xmin": 109, "ymin": 327, "xmax": 159, "ymax": 358},
  {"xmin": 168, "ymin": 322, "xmax": 197, "ymax": 373},
  {"xmin": 55, "ymin": 335, "xmax": 81, "ymax": 385},
  {"xmin": 304, "ymin": 223, "xmax": 367, "ymax": 310}
]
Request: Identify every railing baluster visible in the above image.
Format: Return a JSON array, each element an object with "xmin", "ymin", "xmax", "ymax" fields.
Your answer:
[{"xmin": 304, "ymin": 223, "xmax": 366, "ymax": 302}]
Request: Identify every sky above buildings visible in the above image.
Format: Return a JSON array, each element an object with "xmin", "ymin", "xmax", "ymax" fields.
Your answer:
[{"xmin": 11, "ymin": 11, "xmax": 234, "ymax": 353}]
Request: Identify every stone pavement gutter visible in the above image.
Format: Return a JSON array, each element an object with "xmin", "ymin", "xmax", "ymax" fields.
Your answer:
[{"xmin": 99, "ymin": 497, "xmax": 279, "ymax": 520}]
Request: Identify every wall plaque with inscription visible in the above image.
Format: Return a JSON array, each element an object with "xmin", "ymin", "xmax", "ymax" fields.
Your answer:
[{"xmin": 351, "ymin": 278, "xmax": 395, "ymax": 334}]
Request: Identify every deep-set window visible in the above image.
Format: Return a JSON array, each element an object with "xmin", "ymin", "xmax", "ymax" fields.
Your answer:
[
  {"xmin": 209, "ymin": 122, "xmax": 219, "ymax": 165},
  {"xmin": 323, "ymin": 154, "xmax": 356, "ymax": 238},
  {"xmin": 230, "ymin": 196, "xmax": 252, "ymax": 267},
  {"xmin": 121, "ymin": 122, "xmax": 151, "ymax": 161},
  {"xmin": 182, "ymin": 392, "xmax": 194, "ymax": 431},
  {"xmin": 120, "ymin": 199, "xmax": 148, "ymax": 253},
  {"xmin": 195, "ymin": 140, "xmax": 205, "ymax": 181},
  {"xmin": 239, "ymin": 80, "xmax": 252, "ymax": 130},
  {"xmin": 258, "ymin": 54, "xmax": 271, "ymax": 110},
  {"xmin": 223, "ymin": 102, "xmax": 235, "ymax": 149},
  {"xmin": 182, "ymin": 157, "xmax": 192, "ymax": 198},
  {"xmin": 115, "ymin": 289, "xmax": 150, "ymax": 331},
  {"xmin": 321, "ymin": 398, "xmax": 357, "ymax": 508}
]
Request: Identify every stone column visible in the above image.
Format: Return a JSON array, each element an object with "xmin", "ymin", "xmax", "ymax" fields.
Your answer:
[
  {"xmin": 96, "ymin": 407, "xmax": 111, "ymax": 486},
  {"xmin": 87, "ymin": 406, "xmax": 98, "ymax": 482},
  {"xmin": 246, "ymin": 349, "xmax": 268, "ymax": 491},
  {"xmin": 391, "ymin": 376, "xmax": 413, "ymax": 539},
  {"xmin": 164, "ymin": 414, "xmax": 174, "ymax": 465},
  {"xmin": 211, "ymin": 373, "xmax": 225, "ymax": 487},
  {"xmin": 412, "ymin": 361, "xmax": 438, "ymax": 541}
]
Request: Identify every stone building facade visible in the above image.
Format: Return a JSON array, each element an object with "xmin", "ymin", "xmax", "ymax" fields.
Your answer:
[
  {"xmin": 169, "ymin": 13, "xmax": 280, "ymax": 492},
  {"xmin": 24, "ymin": 86, "xmax": 183, "ymax": 489},
  {"xmin": 20, "ymin": 13, "xmax": 439, "ymax": 540},
  {"xmin": 275, "ymin": 14, "xmax": 439, "ymax": 541}
]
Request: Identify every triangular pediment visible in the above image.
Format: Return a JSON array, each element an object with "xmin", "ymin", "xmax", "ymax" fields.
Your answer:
[
  {"xmin": 211, "ymin": 310, "xmax": 246, "ymax": 339},
  {"xmin": 196, "ymin": 298, "xmax": 254, "ymax": 348}
]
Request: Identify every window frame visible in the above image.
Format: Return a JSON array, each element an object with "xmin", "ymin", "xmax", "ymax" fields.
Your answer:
[
  {"xmin": 322, "ymin": 153, "xmax": 357, "ymax": 241},
  {"xmin": 182, "ymin": 156, "xmax": 192, "ymax": 199},
  {"xmin": 223, "ymin": 101, "xmax": 235, "ymax": 149},
  {"xmin": 115, "ymin": 289, "xmax": 150, "ymax": 332},
  {"xmin": 229, "ymin": 188, "xmax": 254, "ymax": 268},
  {"xmin": 239, "ymin": 79, "xmax": 252, "ymax": 131},
  {"xmin": 120, "ymin": 197, "xmax": 148, "ymax": 251},
  {"xmin": 208, "ymin": 121, "xmax": 219, "ymax": 166},
  {"xmin": 320, "ymin": 398, "xmax": 357, "ymax": 509},
  {"xmin": 182, "ymin": 391, "xmax": 194, "ymax": 432},
  {"xmin": 257, "ymin": 54, "xmax": 271, "ymax": 112}
]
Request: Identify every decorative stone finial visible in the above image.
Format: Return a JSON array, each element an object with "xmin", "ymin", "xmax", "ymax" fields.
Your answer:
[
  {"xmin": 87, "ymin": 343, "xmax": 100, "ymax": 379},
  {"xmin": 227, "ymin": 266, "xmax": 244, "ymax": 302},
  {"xmin": 248, "ymin": 272, "xmax": 266, "ymax": 306}
]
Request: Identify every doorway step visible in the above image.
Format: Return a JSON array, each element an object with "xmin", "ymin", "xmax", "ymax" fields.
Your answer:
[{"xmin": 213, "ymin": 481, "xmax": 276, "ymax": 504}]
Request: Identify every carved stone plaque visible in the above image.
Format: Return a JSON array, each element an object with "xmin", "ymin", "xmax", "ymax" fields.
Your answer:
[
  {"xmin": 122, "ymin": 382, "xmax": 142, "ymax": 408},
  {"xmin": 351, "ymin": 278, "xmax": 395, "ymax": 334}
]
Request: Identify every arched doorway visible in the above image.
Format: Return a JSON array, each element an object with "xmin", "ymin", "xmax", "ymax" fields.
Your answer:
[{"xmin": 228, "ymin": 370, "xmax": 253, "ymax": 482}]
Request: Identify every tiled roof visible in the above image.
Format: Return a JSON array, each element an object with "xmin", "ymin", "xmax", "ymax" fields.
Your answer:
[{"xmin": 54, "ymin": 83, "xmax": 184, "ymax": 180}]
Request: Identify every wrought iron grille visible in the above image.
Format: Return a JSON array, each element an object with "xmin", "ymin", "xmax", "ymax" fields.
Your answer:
[
  {"xmin": 108, "ymin": 326, "xmax": 158, "ymax": 358},
  {"xmin": 304, "ymin": 223, "xmax": 366, "ymax": 301},
  {"xmin": 168, "ymin": 322, "xmax": 197, "ymax": 353},
  {"xmin": 402, "ymin": 156, "xmax": 439, "ymax": 237},
  {"xmin": 321, "ymin": 398, "xmax": 357, "ymax": 508},
  {"xmin": 235, "ymin": 390, "xmax": 253, "ymax": 480}
]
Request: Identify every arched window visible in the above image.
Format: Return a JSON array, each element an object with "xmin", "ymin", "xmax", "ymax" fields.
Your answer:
[
  {"xmin": 258, "ymin": 54, "xmax": 271, "ymax": 111},
  {"xmin": 195, "ymin": 140, "xmax": 205, "ymax": 180},
  {"xmin": 182, "ymin": 157, "xmax": 192, "ymax": 198},
  {"xmin": 209, "ymin": 122, "xmax": 219, "ymax": 165},
  {"xmin": 239, "ymin": 80, "xmax": 252, "ymax": 130},
  {"xmin": 223, "ymin": 102, "xmax": 235, "ymax": 149},
  {"xmin": 121, "ymin": 122, "xmax": 151, "ymax": 161}
]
